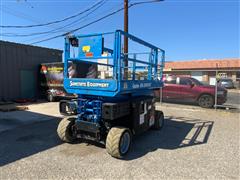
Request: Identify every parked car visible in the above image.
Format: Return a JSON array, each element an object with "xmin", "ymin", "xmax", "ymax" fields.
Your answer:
[
  {"xmin": 218, "ymin": 78, "xmax": 235, "ymax": 89},
  {"xmin": 156, "ymin": 76, "xmax": 227, "ymax": 108}
]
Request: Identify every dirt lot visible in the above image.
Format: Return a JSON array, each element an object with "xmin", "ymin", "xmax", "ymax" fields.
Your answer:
[{"xmin": 0, "ymin": 102, "xmax": 239, "ymax": 179}]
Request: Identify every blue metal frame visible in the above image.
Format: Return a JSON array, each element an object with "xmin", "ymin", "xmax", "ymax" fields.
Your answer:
[
  {"xmin": 77, "ymin": 98, "xmax": 102, "ymax": 123},
  {"xmin": 63, "ymin": 30, "xmax": 165, "ymax": 97}
]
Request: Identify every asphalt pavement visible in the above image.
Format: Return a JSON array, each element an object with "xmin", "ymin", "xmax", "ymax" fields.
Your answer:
[
  {"xmin": 0, "ymin": 102, "xmax": 239, "ymax": 179},
  {"xmin": 225, "ymin": 91, "xmax": 240, "ymax": 107}
]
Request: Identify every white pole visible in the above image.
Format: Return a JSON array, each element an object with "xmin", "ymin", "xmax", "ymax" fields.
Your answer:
[{"xmin": 214, "ymin": 63, "xmax": 218, "ymax": 110}]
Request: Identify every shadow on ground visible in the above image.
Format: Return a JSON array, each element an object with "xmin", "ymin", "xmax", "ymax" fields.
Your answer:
[
  {"xmin": 0, "ymin": 113, "xmax": 214, "ymax": 165},
  {"xmin": 124, "ymin": 116, "xmax": 214, "ymax": 160},
  {"xmin": 0, "ymin": 111, "xmax": 61, "ymax": 167},
  {"xmin": 158, "ymin": 101, "xmax": 240, "ymax": 113}
]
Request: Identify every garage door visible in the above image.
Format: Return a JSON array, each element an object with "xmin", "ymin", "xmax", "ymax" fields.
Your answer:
[{"xmin": 191, "ymin": 71, "xmax": 203, "ymax": 81}]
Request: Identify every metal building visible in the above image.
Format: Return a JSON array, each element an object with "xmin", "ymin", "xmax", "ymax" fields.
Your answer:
[{"xmin": 0, "ymin": 40, "xmax": 62, "ymax": 101}]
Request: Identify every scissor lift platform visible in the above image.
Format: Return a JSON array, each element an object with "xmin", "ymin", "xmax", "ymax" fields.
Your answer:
[
  {"xmin": 57, "ymin": 30, "xmax": 165, "ymax": 158},
  {"xmin": 63, "ymin": 30, "xmax": 164, "ymax": 97}
]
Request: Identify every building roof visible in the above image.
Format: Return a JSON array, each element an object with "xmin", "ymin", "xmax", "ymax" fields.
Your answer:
[
  {"xmin": 0, "ymin": 40, "xmax": 62, "ymax": 53},
  {"xmin": 164, "ymin": 58, "xmax": 240, "ymax": 70}
]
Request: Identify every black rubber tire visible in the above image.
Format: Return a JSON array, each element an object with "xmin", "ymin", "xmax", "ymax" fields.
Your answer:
[
  {"xmin": 198, "ymin": 94, "xmax": 214, "ymax": 108},
  {"xmin": 57, "ymin": 117, "xmax": 76, "ymax": 143},
  {"xmin": 106, "ymin": 127, "xmax": 132, "ymax": 158},
  {"xmin": 152, "ymin": 111, "xmax": 164, "ymax": 130},
  {"xmin": 47, "ymin": 93, "xmax": 55, "ymax": 102}
]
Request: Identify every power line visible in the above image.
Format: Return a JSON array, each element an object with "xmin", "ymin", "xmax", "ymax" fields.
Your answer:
[
  {"xmin": 51, "ymin": 0, "xmax": 108, "ymax": 33},
  {"xmin": 31, "ymin": 0, "xmax": 163, "ymax": 45},
  {"xmin": 0, "ymin": 0, "xmax": 105, "ymax": 28},
  {"xmin": 24, "ymin": 1, "xmax": 123, "ymax": 43},
  {"xmin": 1, "ymin": 6, "xmax": 69, "ymax": 33},
  {"xmin": 68, "ymin": 0, "xmax": 163, "ymax": 35},
  {"xmin": 66, "ymin": 0, "xmax": 163, "ymax": 35},
  {"xmin": 2, "ymin": 6, "xmax": 40, "ymax": 24},
  {"xmin": 1, "ymin": 0, "xmax": 107, "ymax": 37},
  {"xmin": 31, "ymin": 8, "xmax": 125, "ymax": 44}
]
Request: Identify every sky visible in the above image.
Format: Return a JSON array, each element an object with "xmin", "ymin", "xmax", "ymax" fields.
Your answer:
[{"xmin": 0, "ymin": 0, "xmax": 239, "ymax": 61}]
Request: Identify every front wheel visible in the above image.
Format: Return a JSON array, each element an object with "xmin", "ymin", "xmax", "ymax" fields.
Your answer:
[
  {"xmin": 198, "ymin": 94, "xmax": 214, "ymax": 108},
  {"xmin": 106, "ymin": 127, "xmax": 132, "ymax": 158}
]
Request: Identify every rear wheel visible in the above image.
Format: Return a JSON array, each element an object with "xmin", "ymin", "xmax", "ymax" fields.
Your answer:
[
  {"xmin": 198, "ymin": 94, "xmax": 214, "ymax": 108},
  {"xmin": 47, "ymin": 93, "xmax": 55, "ymax": 102},
  {"xmin": 106, "ymin": 127, "xmax": 132, "ymax": 158},
  {"xmin": 57, "ymin": 117, "xmax": 76, "ymax": 143},
  {"xmin": 152, "ymin": 111, "xmax": 164, "ymax": 130}
]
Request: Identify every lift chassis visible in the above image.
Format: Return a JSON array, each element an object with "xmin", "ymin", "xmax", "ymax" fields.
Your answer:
[{"xmin": 57, "ymin": 30, "xmax": 165, "ymax": 158}]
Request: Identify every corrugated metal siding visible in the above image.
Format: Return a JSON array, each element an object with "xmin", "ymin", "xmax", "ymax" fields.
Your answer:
[{"xmin": 0, "ymin": 41, "xmax": 62, "ymax": 100}]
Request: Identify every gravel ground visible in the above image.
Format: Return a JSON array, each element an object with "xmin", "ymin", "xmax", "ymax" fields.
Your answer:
[{"xmin": 0, "ymin": 102, "xmax": 239, "ymax": 179}]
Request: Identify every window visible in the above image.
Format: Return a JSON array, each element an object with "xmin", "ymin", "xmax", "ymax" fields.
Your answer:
[
  {"xmin": 190, "ymin": 78, "xmax": 203, "ymax": 85},
  {"xmin": 164, "ymin": 77, "xmax": 177, "ymax": 84},
  {"xmin": 180, "ymin": 78, "xmax": 192, "ymax": 85},
  {"xmin": 237, "ymin": 71, "xmax": 240, "ymax": 80}
]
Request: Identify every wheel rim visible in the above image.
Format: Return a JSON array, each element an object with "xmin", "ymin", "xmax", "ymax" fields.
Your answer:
[
  {"xmin": 120, "ymin": 131, "xmax": 130, "ymax": 154},
  {"xmin": 200, "ymin": 96, "xmax": 212, "ymax": 107}
]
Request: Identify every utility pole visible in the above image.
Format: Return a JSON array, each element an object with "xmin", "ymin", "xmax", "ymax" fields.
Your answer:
[
  {"xmin": 124, "ymin": 0, "xmax": 128, "ymax": 54},
  {"xmin": 124, "ymin": 0, "xmax": 128, "ymax": 79}
]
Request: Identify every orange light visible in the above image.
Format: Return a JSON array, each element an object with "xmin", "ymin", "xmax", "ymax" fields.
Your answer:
[{"xmin": 85, "ymin": 52, "xmax": 93, "ymax": 57}]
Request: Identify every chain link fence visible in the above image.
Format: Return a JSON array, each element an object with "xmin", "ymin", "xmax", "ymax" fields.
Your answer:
[{"xmin": 156, "ymin": 72, "xmax": 240, "ymax": 110}]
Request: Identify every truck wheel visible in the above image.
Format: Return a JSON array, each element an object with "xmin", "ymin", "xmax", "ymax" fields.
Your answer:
[
  {"xmin": 198, "ymin": 94, "xmax": 214, "ymax": 108},
  {"xmin": 106, "ymin": 127, "xmax": 132, "ymax": 158},
  {"xmin": 57, "ymin": 117, "xmax": 76, "ymax": 143},
  {"xmin": 152, "ymin": 111, "xmax": 164, "ymax": 130},
  {"xmin": 47, "ymin": 94, "xmax": 55, "ymax": 102}
]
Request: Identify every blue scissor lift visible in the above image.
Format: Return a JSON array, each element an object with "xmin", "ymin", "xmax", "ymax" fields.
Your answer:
[{"xmin": 57, "ymin": 30, "xmax": 165, "ymax": 158}]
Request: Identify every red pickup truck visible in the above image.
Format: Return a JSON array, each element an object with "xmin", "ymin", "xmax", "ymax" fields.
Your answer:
[{"xmin": 156, "ymin": 76, "xmax": 227, "ymax": 108}]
